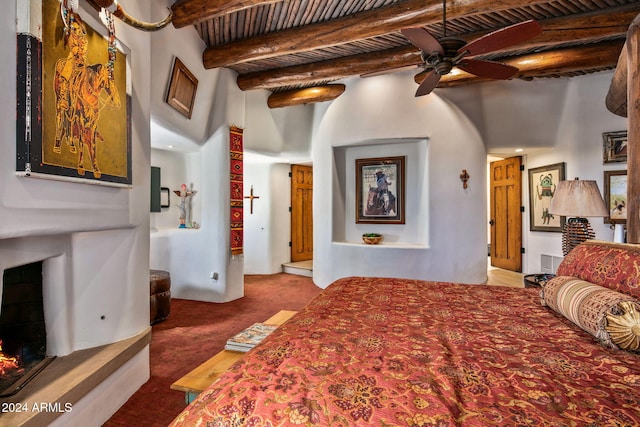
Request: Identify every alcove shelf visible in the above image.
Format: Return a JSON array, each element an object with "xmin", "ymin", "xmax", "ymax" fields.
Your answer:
[
  {"xmin": 331, "ymin": 138, "xmax": 430, "ymax": 248},
  {"xmin": 333, "ymin": 241, "xmax": 428, "ymax": 249}
]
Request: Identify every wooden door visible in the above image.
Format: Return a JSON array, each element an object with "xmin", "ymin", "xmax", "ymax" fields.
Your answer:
[
  {"xmin": 489, "ymin": 157, "xmax": 522, "ymax": 272},
  {"xmin": 291, "ymin": 165, "xmax": 313, "ymax": 262}
]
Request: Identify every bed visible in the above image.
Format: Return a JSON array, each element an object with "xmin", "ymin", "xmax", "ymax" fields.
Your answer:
[{"xmin": 170, "ymin": 241, "xmax": 640, "ymax": 426}]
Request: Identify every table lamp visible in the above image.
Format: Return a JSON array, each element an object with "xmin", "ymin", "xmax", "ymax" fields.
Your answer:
[{"xmin": 548, "ymin": 178, "xmax": 608, "ymax": 255}]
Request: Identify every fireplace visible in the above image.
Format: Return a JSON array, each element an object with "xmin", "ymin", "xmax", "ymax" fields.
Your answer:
[
  {"xmin": 0, "ymin": 232, "xmax": 151, "ymax": 425},
  {"xmin": 0, "ymin": 261, "xmax": 51, "ymax": 396}
]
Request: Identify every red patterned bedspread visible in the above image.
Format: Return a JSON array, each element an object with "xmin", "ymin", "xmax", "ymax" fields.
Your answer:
[{"xmin": 170, "ymin": 277, "xmax": 640, "ymax": 426}]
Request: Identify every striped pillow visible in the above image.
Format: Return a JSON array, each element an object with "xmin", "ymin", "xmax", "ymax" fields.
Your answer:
[{"xmin": 542, "ymin": 276, "xmax": 640, "ymax": 351}]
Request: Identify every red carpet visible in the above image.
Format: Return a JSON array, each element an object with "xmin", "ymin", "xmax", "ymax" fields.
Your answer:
[{"xmin": 104, "ymin": 273, "xmax": 321, "ymax": 426}]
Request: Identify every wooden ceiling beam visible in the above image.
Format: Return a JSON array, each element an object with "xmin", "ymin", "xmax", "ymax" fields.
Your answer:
[
  {"xmin": 267, "ymin": 84, "xmax": 346, "ymax": 108},
  {"xmin": 533, "ymin": 4, "xmax": 639, "ymax": 50},
  {"xmin": 203, "ymin": 0, "xmax": 565, "ymax": 69},
  {"xmin": 236, "ymin": 6, "xmax": 635, "ymax": 91},
  {"xmin": 171, "ymin": 0, "xmax": 284, "ymax": 29},
  {"xmin": 433, "ymin": 39, "xmax": 624, "ymax": 88},
  {"xmin": 259, "ymin": 41, "xmax": 623, "ymax": 107},
  {"xmin": 238, "ymin": 46, "xmax": 421, "ymax": 91},
  {"xmin": 606, "ymin": 46, "xmax": 627, "ymax": 118}
]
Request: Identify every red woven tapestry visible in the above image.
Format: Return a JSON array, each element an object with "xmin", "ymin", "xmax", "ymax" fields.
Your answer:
[{"xmin": 229, "ymin": 126, "xmax": 243, "ymax": 255}]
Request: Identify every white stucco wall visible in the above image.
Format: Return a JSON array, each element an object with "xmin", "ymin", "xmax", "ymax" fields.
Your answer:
[
  {"xmin": 148, "ymin": 0, "xmax": 248, "ymax": 302},
  {"xmin": 520, "ymin": 73, "xmax": 627, "ymax": 273},
  {"xmin": 1, "ymin": 0, "xmax": 153, "ymax": 424},
  {"xmin": 146, "ymin": 45, "xmax": 627, "ymax": 295},
  {"xmin": 312, "ymin": 71, "xmax": 488, "ymax": 288},
  {"xmin": 241, "ymin": 90, "xmax": 315, "ymax": 275},
  {"xmin": 149, "ymin": 124, "xmax": 246, "ymax": 303},
  {"xmin": 244, "ymin": 90, "xmax": 313, "ymax": 161},
  {"xmin": 441, "ymin": 72, "xmax": 627, "ymax": 275},
  {"xmin": 150, "ymin": 148, "xmax": 190, "ymax": 230},
  {"xmin": 243, "ymin": 160, "xmax": 292, "ymax": 274},
  {"xmin": 149, "ymin": 0, "xmax": 215, "ymax": 151},
  {"xmin": 142, "ymin": 0, "xmax": 628, "ymax": 305},
  {"xmin": 1, "ymin": 0, "xmax": 151, "ymax": 350}
]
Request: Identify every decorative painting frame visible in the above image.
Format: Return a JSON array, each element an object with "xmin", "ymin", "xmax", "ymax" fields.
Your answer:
[
  {"xmin": 603, "ymin": 131, "xmax": 628, "ymax": 164},
  {"xmin": 528, "ymin": 162, "xmax": 566, "ymax": 232},
  {"xmin": 16, "ymin": 0, "xmax": 132, "ymax": 187},
  {"xmin": 166, "ymin": 57, "xmax": 198, "ymax": 119},
  {"xmin": 603, "ymin": 170, "xmax": 627, "ymax": 224},
  {"xmin": 356, "ymin": 156, "xmax": 405, "ymax": 224},
  {"xmin": 160, "ymin": 187, "xmax": 171, "ymax": 208}
]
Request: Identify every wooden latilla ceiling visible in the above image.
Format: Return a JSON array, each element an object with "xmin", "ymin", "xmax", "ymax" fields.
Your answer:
[{"xmin": 168, "ymin": 0, "xmax": 639, "ymax": 107}]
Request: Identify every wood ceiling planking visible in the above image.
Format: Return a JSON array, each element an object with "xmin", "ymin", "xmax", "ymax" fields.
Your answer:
[{"xmin": 173, "ymin": 0, "xmax": 637, "ymax": 99}]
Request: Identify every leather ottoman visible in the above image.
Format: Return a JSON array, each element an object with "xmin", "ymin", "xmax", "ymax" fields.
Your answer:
[{"xmin": 150, "ymin": 270, "xmax": 171, "ymax": 324}]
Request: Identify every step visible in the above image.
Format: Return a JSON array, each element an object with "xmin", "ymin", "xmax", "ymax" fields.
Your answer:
[{"xmin": 282, "ymin": 261, "xmax": 312, "ymax": 277}]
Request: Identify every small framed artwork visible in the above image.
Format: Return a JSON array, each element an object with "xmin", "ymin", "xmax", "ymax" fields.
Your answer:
[
  {"xmin": 604, "ymin": 170, "xmax": 627, "ymax": 224},
  {"xmin": 166, "ymin": 57, "xmax": 198, "ymax": 119},
  {"xmin": 528, "ymin": 162, "xmax": 566, "ymax": 232},
  {"xmin": 160, "ymin": 187, "xmax": 171, "ymax": 208},
  {"xmin": 603, "ymin": 131, "xmax": 628, "ymax": 163},
  {"xmin": 356, "ymin": 156, "xmax": 405, "ymax": 224}
]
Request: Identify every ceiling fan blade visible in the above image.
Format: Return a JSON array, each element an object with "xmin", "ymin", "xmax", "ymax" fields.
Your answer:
[
  {"xmin": 401, "ymin": 27, "xmax": 444, "ymax": 55},
  {"xmin": 460, "ymin": 20, "xmax": 542, "ymax": 57},
  {"xmin": 457, "ymin": 58, "xmax": 519, "ymax": 80},
  {"xmin": 415, "ymin": 69, "xmax": 441, "ymax": 97}
]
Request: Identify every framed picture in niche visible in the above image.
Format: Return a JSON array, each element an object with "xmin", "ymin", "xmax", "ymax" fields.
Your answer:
[
  {"xmin": 166, "ymin": 57, "xmax": 198, "ymax": 119},
  {"xmin": 603, "ymin": 170, "xmax": 627, "ymax": 224},
  {"xmin": 528, "ymin": 162, "xmax": 566, "ymax": 232},
  {"xmin": 603, "ymin": 131, "xmax": 628, "ymax": 163},
  {"xmin": 160, "ymin": 187, "xmax": 171, "ymax": 208},
  {"xmin": 355, "ymin": 156, "xmax": 405, "ymax": 224}
]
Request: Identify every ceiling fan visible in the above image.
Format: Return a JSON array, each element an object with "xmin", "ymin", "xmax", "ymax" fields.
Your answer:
[{"xmin": 401, "ymin": 0, "xmax": 542, "ymax": 96}]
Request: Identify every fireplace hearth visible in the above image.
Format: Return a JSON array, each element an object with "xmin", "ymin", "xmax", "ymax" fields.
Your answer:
[{"xmin": 0, "ymin": 262, "xmax": 48, "ymax": 395}]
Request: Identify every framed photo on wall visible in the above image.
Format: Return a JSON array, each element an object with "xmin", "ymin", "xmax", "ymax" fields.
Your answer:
[
  {"xmin": 356, "ymin": 156, "xmax": 405, "ymax": 224},
  {"xmin": 604, "ymin": 170, "xmax": 627, "ymax": 224},
  {"xmin": 528, "ymin": 162, "xmax": 566, "ymax": 232},
  {"xmin": 166, "ymin": 57, "xmax": 198, "ymax": 119},
  {"xmin": 602, "ymin": 131, "xmax": 628, "ymax": 163}
]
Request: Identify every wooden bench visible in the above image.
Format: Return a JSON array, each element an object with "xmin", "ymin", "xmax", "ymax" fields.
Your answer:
[{"xmin": 171, "ymin": 310, "xmax": 297, "ymax": 404}]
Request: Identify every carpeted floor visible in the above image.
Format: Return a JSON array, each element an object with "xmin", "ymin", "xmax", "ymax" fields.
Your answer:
[{"xmin": 103, "ymin": 273, "xmax": 321, "ymax": 427}]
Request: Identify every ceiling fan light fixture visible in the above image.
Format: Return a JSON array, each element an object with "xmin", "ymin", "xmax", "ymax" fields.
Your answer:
[
  {"xmin": 435, "ymin": 61, "xmax": 454, "ymax": 75},
  {"xmin": 422, "ymin": 52, "xmax": 440, "ymax": 66},
  {"xmin": 439, "ymin": 37, "xmax": 467, "ymax": 54},
  {"xmin": 400, "ymin": 0, "xmax": 542, "ymax": 97}
]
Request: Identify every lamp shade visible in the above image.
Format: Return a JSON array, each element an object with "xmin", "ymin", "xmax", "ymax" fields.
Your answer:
[{"xmin": 549, "ymin": 179, "xmax": 608, "ymax": 217}]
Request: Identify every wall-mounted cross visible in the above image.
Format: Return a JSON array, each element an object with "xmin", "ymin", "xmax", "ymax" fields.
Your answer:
[{"xmin": 244, "ymin": 185, "xmax": 260, "ymax": 214}]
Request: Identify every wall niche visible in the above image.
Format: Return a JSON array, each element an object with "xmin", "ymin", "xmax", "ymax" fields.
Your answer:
[{"xmin": 332, "ymin": 138, "xmax": 429, "ymax": 247}]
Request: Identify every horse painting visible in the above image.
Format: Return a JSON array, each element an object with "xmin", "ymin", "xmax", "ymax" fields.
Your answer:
[
  {"xmin": 53, "ymin": 15, "xmax": 121, "ymax": 179},
  {"xmin": 365, "ymin": 187, "xmax": 397, "ymax": 216}
]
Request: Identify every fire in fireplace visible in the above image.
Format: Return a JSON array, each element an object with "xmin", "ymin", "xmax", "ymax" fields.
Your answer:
[
  {"xmin": 0, "ymin": 262, "xmax": 49, "ymax": 396},
  {"xmin": 0, "ymin": 340, "xmax": 23, "ymax": 385}
]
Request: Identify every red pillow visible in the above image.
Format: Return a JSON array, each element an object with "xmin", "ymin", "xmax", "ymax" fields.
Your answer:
[{"xmin": 556, "ymin": 241, "xmax": 640, "ymax": 299}]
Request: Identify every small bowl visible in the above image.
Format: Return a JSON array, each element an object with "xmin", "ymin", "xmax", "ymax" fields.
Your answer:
[{"xmin": 362, "ymin": 234, "xmax": 383, "ymax": 244}]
